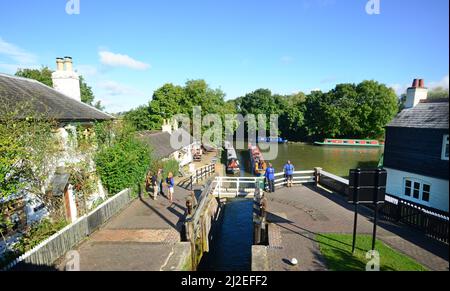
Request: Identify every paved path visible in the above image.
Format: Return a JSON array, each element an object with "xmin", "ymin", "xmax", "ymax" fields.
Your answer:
[
  {"xmin": 263, "ymin": 185, "xmax": 449, "ymax": 271},
  {"xmin": 55, "ymin": 185, "xmax": 194, "ymax": 271}
]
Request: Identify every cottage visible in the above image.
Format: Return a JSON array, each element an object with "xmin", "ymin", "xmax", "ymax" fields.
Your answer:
[
  {"xmin": 137, "ymin": 120, "xmax": 199, "ymax": 170},
  {"xmin": 384, "ymin": 79, "xmax": 449, "ymax": 213},
  {"xmin": 0, "ymin": 57, "xmax": 113, "ymax": 239}
]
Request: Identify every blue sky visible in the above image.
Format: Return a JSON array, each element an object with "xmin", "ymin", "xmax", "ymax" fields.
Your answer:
[{"xmin": 0, "ymin": 0, "xmax": 448, "ymax": 113}]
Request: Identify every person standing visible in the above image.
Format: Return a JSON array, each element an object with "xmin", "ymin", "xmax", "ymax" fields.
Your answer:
[
  {"xmin": 166, "ymin": 172, "xmax": 175, "ymax": 203},
  {"xmin": 284, "ymin": 160, "xmax": 295, "ymax": 188},
  {"xmin": 265, "ymin": 163, "xmax": 276, "ymax": 193}
]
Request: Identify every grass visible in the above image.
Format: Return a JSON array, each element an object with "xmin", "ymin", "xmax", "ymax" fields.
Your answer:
[{"xmin": 316, "ymin": 234, "xmax": 428, "ymax": 271}]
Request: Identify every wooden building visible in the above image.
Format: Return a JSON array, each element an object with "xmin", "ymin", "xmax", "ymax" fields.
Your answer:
[{"xmin": 384, "ymin": 79, "xmax": 449, "ymax": 213}]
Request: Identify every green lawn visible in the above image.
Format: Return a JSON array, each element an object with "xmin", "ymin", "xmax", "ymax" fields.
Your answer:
[{"xmin": 316, "ymin": 234, "xmax": 428, "ymax": 271}]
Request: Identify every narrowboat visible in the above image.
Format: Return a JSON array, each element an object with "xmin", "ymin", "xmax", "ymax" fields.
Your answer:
[
  {"xmin": 225, "ymin": 142, "xmax": 240, "ymax": 174},
  {"xmin": 249, "ymin": 143, "xmax": 267, "ymax": 176},
  {"xmin": 314, "ymin": 139, "xmax": 384, "ymax": 147},
  {"xmin": 258, "ymin": 137, "xmax": 288, "ymax": 144}
]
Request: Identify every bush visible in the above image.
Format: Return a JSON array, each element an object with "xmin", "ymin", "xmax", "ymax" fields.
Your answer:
[
  {"xmin": 95, "ymin": 136, "xmax": 151, "ymax": 196},
  {"xmin": 150, "ymin": 159, "xmax": 180, "ymax": 177},
  {"xmin": 0, "ymin": 219, "xmax": 68, "ymax": 269}
]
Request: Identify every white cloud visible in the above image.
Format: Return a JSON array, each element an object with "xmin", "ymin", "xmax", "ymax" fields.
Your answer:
[
  {"xmin": 0, "ymin": 37, "xmax": 37, "ymax": 64},
  {"xmin": 99, "ymin": 51, "xmax": 150, "ymax": 70},
  {"xmin": 98, "ymin": 80, "xmax": 146, "ymax": 97},
  {"xmin": 429, "ymin": 75, "xmax": 449, "ymax": 90}
]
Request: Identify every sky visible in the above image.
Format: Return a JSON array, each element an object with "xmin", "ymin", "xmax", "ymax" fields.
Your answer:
[{"xmin": 0, "ymin": 0, "xmax": 449, "ymax": 113}]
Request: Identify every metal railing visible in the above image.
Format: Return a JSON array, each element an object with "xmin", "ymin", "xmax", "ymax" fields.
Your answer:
[{"xmin": 212, "ymin": 170, "xmax": 315, "ymax": 198}]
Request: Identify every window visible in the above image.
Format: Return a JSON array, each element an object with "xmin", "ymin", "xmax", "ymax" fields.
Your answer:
[
  {"xmin": 404, "ymin": 180, "xmax": 412, "ymax": 196},
  {"xmin": 413, "ymin": 182, "xmax": 420, "ymax": 199},
  {"xmin": 442, "ymin": 135, "xmax": 449, "ymax": 161},
  {"xmin": 404, "ymin": 178, "xmax": 431, "ymax": 203},
  {"xmin": 422, "ymin": 184, "xmax": 431, "ymax": 202}
]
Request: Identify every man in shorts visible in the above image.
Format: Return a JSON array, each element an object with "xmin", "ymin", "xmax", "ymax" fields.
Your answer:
[{"xmin": 284, "ymin": 160, "xmax": 295, "ymax": 188}]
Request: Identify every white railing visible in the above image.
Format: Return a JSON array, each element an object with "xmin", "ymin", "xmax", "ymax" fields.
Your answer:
[{"xmin": 212, "ymin": 170, "xmax": 315, "ymax": 198}]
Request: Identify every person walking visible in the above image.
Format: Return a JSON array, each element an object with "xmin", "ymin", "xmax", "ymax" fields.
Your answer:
[
  {"xmin": 166, "ymin": 172, "xmax": 175, "ymax": 203},
  {"xmin": 145, "ymin": 171, "xmax": 153, "ymax": 198},
  {"xmin": 284, "ymin": 160, "xmax": 295, "ymax": 188},
  {"xmin": 158, "ymin": 169, "xmax": 164, "ymax": 195},
  {"xmin": 265, "ymin": 163, "xmax": 276, "ymax": 193},
  {"xmin": 152, "ymin": 172, "xmax": 158, "ymax": 200}
]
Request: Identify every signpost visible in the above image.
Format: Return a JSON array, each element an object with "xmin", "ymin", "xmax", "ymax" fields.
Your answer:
[{"xmin": 348, "ymin": 168, "xmax": 387, "ymax": 253}]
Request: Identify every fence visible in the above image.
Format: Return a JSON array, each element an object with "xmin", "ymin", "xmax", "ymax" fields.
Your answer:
[
  {"xmin": 180, "ymin": 163, "xmax": 216, "ymax": 190},
  {"xmin": 211, "ymin": 171, "xmax": 315, "ymax": 199},
  {"xmin": 316, "ymin": 169, "xmax": 449, "ymax": 244},
  {"xmin": 3, "ymin": 189, "xmax": 133, "ymax": 271},
  {"xmin": 184, "ymin": 179, "xmax": 218, "ymax": 269}
]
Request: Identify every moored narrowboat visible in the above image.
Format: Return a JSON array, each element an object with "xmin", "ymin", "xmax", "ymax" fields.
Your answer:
[{"xmin": 314, "ymin": 139, "xmax": 384, "ymax": 147}]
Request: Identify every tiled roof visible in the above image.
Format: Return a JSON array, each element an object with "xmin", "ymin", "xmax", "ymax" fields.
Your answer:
[
  {"xmin": 0, "ymin": 73, "xmax": 113, "ymax": 122},
  {"xmin": 136, "ymin": 129, "xmax": 194, "ymax": 159},
  {"xmin": 388, "ymin": 101, "xmax": 449, "ymax": 129}
]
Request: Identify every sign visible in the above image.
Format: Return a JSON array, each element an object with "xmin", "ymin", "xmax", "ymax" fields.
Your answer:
[{"xmin": 348, "ymin": 169, "xmax": 387, "ymax": 204}]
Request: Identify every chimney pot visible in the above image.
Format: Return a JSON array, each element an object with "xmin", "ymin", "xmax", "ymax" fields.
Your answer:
[
  {"xmin": 412, "ymin": 79, "xmax": 419, "ymax": 88},
  {"xmin": 419, "ymin": 79, "xmax": 425, "ymax": 88},
  {"xmin": 56, "ymin": 58, "xmax": 64, "ymax": 71},
  {"xmin": 64, "ymin": 56, "xmax": 73, "ymax": 72}
]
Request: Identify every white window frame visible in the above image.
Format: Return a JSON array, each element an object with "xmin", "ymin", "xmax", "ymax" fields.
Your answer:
[
  {"xmin": 442, "ymin": 134, "xmax": 449, "ymax": 161},
  {"xmin": 403, "ymin": 178, "xmax": 432, "ymax": 203}
]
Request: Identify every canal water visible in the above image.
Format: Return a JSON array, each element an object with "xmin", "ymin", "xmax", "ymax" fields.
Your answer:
[
  {"xmin": 197, "ymin": 199, "xmax": 254, "ymax": 271},
  {"xmin": 198, "ymin": 143, "xmax": 383, "ymax": 271},
  {"xmin": 238, "ymin": 143, "xmax": 383, "ymax": 178}
]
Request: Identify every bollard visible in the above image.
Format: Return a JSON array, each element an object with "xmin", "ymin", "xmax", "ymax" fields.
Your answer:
[{"xmin": 314, "ymin": 167, "xmax": 322, "ymax": 187}]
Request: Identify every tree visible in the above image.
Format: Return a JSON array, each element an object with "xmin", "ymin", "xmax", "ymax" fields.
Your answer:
[
  {"xmin": 15, "ymin": 67, "xmax": 53, "ymax": 87},
  {"xmin": 428, "ymin": 87, "xmax": 449, "ymax": 100}
]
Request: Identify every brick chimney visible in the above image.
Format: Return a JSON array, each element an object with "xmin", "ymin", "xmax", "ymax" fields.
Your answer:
[
  {"xmin": 51, "ymin": 56, "xmax": 81, "ymax": 102},
  {"xmin": 405, "ymin": 78, "xmax": 428, "ymax": 108}
]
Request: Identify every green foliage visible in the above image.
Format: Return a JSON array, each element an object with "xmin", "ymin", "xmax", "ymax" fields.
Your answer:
[
  {"xmin": 0, "ymin": 111, "xmax": 60, "ymax": 227},
  {"xmin": 316, "ymin": 234, "xmax": 427, "ymax": 271},
  {"xmin": 125, "ymin": 80, "xmax": 235, "ymax": 131},
  {"xmin": 427, "ymin": 87, "xmax": 449, "ymax": 100},
  {"xmin": 0, "ymin": 219, "xmax": 68, "ymax": 268},
  {"xmin": 151, "ymin": 159, "xmax": 180, "ymax": 177},
  {"xmin": 95, "ymin": 123, "xmax": 152, "ymax": 195},
  {"xmin": 15, "ymin": 67, "xmax": 53, "ymax": 87},
  {"xmin": 303, "ymin": 81, "xmax": 398, "ymax": 140}
]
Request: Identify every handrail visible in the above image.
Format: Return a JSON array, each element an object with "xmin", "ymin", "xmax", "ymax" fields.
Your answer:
[{"xmin": 320, "ymin": 170, "xmax": 349, "ymax": 185}]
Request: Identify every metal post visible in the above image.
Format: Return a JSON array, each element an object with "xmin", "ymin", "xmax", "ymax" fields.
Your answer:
[
  {"xmin": 352, "ymin": 203, "xmax": 358, "ymax": 254},
  {"xmin": 372, "ymin": 204, "xmax": 379, "ymax": 251},
  {"xmin": 352, "ymin": 169, "xmax": 361, "ymax": 254}
]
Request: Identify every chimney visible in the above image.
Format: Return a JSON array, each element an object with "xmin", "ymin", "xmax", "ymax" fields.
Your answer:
[
  {"xmin": 56, "ymin": 58, "xmax": 64, "ymax": 71},
  {"xmin": 162, "ymin": 119, "xmax": 172, "ymax": 134},
  {"xmin": 64, "ymin": 56, "xmax": 73, "ymax": 72},
  {"xmin": 418, "ymin": 79, "xmax": 425, "ymax": 88},
  {"xmin": 405, "ymin": 78, "xmax": 428, "ymax": 109},
  {"xmin": 51, "ymin": 56, "xmax": 81, "ymax": 102}
]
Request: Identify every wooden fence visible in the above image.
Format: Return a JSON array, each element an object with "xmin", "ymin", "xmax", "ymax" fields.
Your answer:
[{"xmin": 3, "ymin": 189, "xmax": 133, "ymax": 271}]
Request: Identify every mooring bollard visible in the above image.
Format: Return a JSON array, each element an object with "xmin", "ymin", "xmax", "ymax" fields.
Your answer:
[
  {"xmin": 186, "ymin": 198, "xmax": 193, "ymax": 216},
  {"xmin": 314, "ymin": 167, "xmax": 322, "ymax": 187}
]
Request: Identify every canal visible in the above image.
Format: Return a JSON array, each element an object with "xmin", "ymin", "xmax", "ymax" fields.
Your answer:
[
  {"xmin": 238, "ymin": 143, "xmax": 384, "ymax": 178},
  {"xmin": 198, "ymin": 143, "xmax": 383, "ymax": 271}
]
